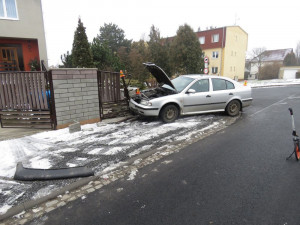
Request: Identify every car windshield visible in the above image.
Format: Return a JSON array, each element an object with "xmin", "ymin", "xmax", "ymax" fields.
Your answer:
[{"xmin": 162, "ymin": 76, "xmax": 194, "ymax": 92}]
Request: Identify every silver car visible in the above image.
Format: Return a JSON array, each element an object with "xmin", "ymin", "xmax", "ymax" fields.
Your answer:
[{"xmin": 129, "ymin": 63, "xmax": 253, "ymax": 123}]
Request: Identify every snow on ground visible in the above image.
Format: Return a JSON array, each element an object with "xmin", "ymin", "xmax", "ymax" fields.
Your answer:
[
  {"xmin": 242, "ymin": 78, "xmax": 300, "ymax": 88},
  {"xmin": 0, "ymin": 114, "xmax": 226, "ymax": 215},
  {"xmin": 0, "ymin": 78, "xmax": 299, "ymax": 215},
  {"xmin": 0, "ymin": 117, "xmax": 219, "ymax": 179},
  {"xmin": 127, "ymin": 169, "xmax": 138, "ymax": 181}
]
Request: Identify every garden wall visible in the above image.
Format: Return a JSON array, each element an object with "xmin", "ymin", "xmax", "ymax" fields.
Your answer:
[{"xmin": 51, "ymin": 68, "xmax": 100, "ymax": 129}]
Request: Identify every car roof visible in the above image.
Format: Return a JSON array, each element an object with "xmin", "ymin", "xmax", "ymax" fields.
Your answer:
[
  {"xmin": 181, "ymin": 74, "xmax": 237, "ymax": 81},
  {"xmin": 181, "ymin": 74, "xmax": 225, "ymax": 79}
]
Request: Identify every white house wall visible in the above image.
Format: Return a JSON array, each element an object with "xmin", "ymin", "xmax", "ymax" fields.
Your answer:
[{"xmin": 0, "ymin": 0, "xmax": 48, "ymax": 66}]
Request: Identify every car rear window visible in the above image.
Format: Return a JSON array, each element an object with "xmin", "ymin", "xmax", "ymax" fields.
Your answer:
[{"xmin": 212, "ymin": 78, "xmax": 235, "ymax": 91}]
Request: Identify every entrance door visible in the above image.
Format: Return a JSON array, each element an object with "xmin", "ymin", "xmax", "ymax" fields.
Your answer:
[{"xmin": 0, "ymin": 47, "xmax": 20, "ymax": 71}]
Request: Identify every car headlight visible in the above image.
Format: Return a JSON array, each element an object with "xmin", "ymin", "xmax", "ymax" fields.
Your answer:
[{"xmin": 140, "ymin": 99, "xmax": 152, "ymax": 106}]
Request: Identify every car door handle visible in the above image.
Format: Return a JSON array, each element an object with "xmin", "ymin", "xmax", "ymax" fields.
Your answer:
[
  {"xmin": 206, "ymin": 95, "xmax": 211, "ymax": 98},
  {"xmin": 229, "ymin": 93, "xmax": 233, "ymax": 95}
]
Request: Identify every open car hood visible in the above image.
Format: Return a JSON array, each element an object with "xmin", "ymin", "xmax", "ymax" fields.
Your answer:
[{"xmin": 143, "ymin": 63, "xmax": 176, "ymax": 91}]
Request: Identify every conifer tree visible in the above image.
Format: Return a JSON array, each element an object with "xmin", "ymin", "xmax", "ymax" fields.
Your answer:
[
  {"xmin": 283, "ymin": 52, "xmax": 297, "ymax": 66},
  {"xmin": 148, "ymin": 25, "xmax": 171, "ymax": 75},
  {"xmin": 60, "ymin": 51, "xmax": 74, "ymax": 68},
  {"xmin": 170, "ymin": 24, "xmax": 204, "ymax": 74},
  {"xmin": 72, "ymin": 18, "xmax": 93, "ymax": 68}
]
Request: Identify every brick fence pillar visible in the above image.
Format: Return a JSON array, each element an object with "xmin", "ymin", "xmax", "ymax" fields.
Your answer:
[{"xmin": 50, "ymin": 68, "xmax": 100, "ymax": 129}]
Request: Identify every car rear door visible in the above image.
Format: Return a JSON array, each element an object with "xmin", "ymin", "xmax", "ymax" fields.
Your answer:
[{"xmin": 209, "ymin": 78, "xmax": 235, "ymax": 110}]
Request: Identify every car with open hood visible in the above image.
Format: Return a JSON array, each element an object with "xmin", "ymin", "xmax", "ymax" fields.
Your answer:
[{"xmin": 129, "ymin": 63, "xmax": 253, "ymax": 123}]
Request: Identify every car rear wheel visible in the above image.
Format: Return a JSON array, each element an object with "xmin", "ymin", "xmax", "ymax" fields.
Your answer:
[
  {"xmin": 226, "ymin": 100, "xmax": 241, "ymax": 116},
  {"xmin": 160, "ymin": 104, "xmax": 179, "ymax": 123}
]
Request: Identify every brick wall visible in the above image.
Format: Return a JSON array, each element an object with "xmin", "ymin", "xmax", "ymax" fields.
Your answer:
[{"xmin": 50, "ymin": 68, "xmax": 100, "ymax": 129}]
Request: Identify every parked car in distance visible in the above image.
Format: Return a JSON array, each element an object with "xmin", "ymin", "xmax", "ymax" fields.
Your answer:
[{"xmin": 129, "ymin": 63, "xmax": 253, "ymax": 123}]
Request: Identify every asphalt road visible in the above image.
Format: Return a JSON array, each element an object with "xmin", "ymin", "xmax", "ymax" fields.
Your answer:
[{"xmin": 30, "ymin": 86, "xmax": 300, "ymax": 225}]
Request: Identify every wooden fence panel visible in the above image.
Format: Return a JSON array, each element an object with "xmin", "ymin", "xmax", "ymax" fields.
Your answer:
[
  {"xmin": 97, "ymin": 71, "xmax": 128, "ymax": 119},
  {"xmin": 33, "ymin": 73, "xmax": 40, "ymax": 109},
  {"xmin": 0, "ymin": 72, "xmax": 49, "ymax": 110},
  {"xmin": 15, "ymin": 73, "xmax": 22, "ymax": 109},
  {"xmin": 7, "ymin": 74, "xmax": 14, "ymax": 108},
  {"xmin": 24, "ymin": 73, "xmax": 33, "ymax": 109},
  {"xmin": 0, "ymin": 75, "xmax": 3, "ymax": 109},
  {"xmin": 0, "ymin": 71, "xmax": 54, "ymax": 129},
  {"xmin": 41, "ymin": 73, "xmax": 48, "ymax": 108},
  {"xmin": 99, "ymin": 71, "xmax": 123, "ymax": 103}
]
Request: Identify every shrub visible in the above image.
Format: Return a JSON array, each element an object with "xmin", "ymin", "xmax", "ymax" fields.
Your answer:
[{"xmin": 260, "ymin": 62, "xmax": 281, "ymax": 80}]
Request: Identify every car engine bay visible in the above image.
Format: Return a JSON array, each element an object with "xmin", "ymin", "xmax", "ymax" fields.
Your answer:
[{"xmin": 131, "ymin": 87, "xmax": 177, "ymax": 103}]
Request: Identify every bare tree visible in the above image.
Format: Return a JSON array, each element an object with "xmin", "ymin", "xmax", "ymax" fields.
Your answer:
[
  {"xmin": 251, "ymin": 47, "xmax": 266, "ymax": 80},
  {"xmin": 295, "ymin": 41, "xmax": 300, "ymax": 66}
]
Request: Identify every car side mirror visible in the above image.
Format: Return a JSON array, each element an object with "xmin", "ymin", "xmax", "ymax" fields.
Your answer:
[{"xmin": 187, "ymin": 89, "xmax": 196, "ymax": 94}]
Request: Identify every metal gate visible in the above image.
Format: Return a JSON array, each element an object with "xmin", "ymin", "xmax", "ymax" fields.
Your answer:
[
  {"xmin": 0, "ymin": 71, "xmax": 55, "ymax": 129},
  {"xmin": 97, "ymin": 71, "xmax": 129, "ymax": 119}
]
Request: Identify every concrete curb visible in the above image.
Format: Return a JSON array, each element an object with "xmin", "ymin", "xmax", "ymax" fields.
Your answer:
[{"xmin": 0, "ymin": 176, "xmax": 96, "ymax": 221}]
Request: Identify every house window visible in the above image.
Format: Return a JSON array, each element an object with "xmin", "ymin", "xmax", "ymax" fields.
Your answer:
[
  {"xmin": 199, "ymin": 36, "xmax": 205, "ymax": 44},
  {"xmin": 212, "ymin": 34, "xmax": 219, "ymax": 43},
  {"xmin": 0, "ymin": 0, "xmax": 18, "ymax": 19},
  {"xmin": 212, "ymin": 51, "xmax": 219, "ymax": 59},
  {"xmin": 212, "ymin": 67, "xmax": 218, "ymax": 74}
]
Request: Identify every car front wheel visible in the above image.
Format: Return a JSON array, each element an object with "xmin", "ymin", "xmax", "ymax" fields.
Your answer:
[
  {"xmin": 160, "ymin": 104, "xmax": 179, "ymax": 123},
  {"xmin": 226, "ymin": 100, "xmax": 241, "ymax": 116}
]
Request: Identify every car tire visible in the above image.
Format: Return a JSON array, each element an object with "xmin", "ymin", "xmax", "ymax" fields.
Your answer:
[
  {"xmin": 226, "ymin": 100, "xmax": 241, "ymax": 117},
  {"xmin": 160, "ymin": 104, "xmax": 179, "ymax": 123}
]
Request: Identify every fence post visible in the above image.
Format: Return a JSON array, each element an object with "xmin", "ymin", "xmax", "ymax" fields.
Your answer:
[
  {"xmin": 97, "ymin": 70, "xmax": 103, "ymax": 120},
  {"xmin": 47, "ymin": 70, "xmax": 57, "ymax": 130}
]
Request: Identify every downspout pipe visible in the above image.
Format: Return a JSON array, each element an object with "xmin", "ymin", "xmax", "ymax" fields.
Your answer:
[{"xmin": 220, "ymin": 27, "xmax": 225, "ymax": 76}]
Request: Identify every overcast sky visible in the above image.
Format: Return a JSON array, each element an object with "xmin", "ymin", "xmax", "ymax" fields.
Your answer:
[{"xmin": 41, "ymin": 0, "xmax": 300, "ymax": 67}]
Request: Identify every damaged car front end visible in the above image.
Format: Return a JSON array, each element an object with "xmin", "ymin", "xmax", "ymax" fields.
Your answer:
[
  {"xmin": 129, "ymin": 62, "xmax": 192, "ymax": 122},
  {"xmin": 129, "ymin": 62, "xmax": 253, "ymax": 123},
  {"xmin": 129, "ymin": 86, "xmax": 178, "ymax": 117}
]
